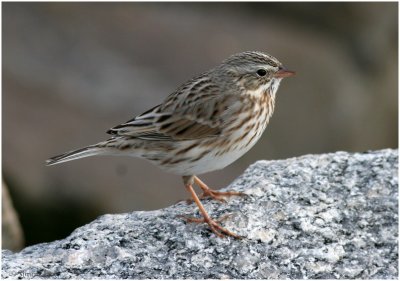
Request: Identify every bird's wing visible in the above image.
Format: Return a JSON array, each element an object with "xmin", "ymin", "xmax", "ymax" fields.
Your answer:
[{"xmin": 107, "ymin": 76, "xmax": 240, "ymax": 141}]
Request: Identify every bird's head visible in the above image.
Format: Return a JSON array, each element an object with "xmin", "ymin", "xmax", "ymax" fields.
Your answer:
[{"xmin": 217, "ymin": 51, "xmax": 295, "ymax": 94}]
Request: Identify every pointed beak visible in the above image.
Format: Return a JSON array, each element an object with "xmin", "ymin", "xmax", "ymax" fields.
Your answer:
[{"xmin": 274, "ymin": 66, "xmax": 296, "ymax": 78}]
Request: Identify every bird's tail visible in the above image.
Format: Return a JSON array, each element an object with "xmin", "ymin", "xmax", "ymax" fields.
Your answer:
[{"xmin": 46, "ymin": 144, "xmax": 108, "ymax": 166}]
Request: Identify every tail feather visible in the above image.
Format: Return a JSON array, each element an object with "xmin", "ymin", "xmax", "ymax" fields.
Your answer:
[{"xmin": 46, "ymin": 145, "xmax": 104, "ymax": 166}]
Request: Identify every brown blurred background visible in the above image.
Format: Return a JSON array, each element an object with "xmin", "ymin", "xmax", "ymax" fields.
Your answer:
[{"xmin": 2, "ymin": 2, "xmax": 398, "ymax": 249}]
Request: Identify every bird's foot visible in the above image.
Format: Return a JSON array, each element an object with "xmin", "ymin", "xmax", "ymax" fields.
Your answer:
[
  {"xmin": 185, "ymin": 189, "xmax": 246, "ymax": 204},
  {"xmin": 193, "ymin": 176, "xmax": 246, "ymax": 203},
  {"xmin": 182, "ymin": 214, "xmax": 241, "ymax": 239},
  {"xmin": 183, "ymin": 182, "xmax": 242, "ymax": 239},
  {"xmin": 199, "ymin": 189, "xmax": 245, "ymax": 202}
]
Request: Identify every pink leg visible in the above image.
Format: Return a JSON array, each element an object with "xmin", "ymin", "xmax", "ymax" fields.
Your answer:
[
  {"xmin": 183, "ymin": 183, "xmax": 241, "ymax": 239},
  {"xmin": 194, "ymin": 176, "xmax": 246, "ymax": 202}
]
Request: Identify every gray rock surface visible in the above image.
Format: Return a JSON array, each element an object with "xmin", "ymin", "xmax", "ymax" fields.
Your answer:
[{"xmin": 2, "ymin": 149, "xmax": 398, "ymax": 279}]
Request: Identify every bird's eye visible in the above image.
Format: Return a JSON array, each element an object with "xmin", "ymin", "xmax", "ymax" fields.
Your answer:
[{"xmin": 256, "ymin": 69, "xmax": 267, "ymax": 77}]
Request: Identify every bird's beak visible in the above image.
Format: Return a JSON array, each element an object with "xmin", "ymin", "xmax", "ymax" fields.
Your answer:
[{"xmin": 274, "ymin": 66, "xmax": 296, "ymax": 78}]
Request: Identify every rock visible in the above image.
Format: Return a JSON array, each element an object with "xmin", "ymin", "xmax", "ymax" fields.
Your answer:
[{"xmin": 2, "ymin": 149, "xmax": 398, "ymax": 279}]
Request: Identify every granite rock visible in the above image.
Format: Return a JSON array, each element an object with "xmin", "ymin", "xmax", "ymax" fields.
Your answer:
[{"xmin": 2, "ymin": 149, "xmax": 398, "ymax": 279}]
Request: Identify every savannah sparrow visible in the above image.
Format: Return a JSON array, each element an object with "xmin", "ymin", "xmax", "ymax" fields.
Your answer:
[{"xmin": 47, "ymin": 51, "xmax": 295, "ymax": 238}]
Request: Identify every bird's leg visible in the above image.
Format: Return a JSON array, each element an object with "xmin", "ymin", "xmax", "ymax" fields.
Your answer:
[
  {"xmin": 182, "ymin": 176, "xmax": 241, "ymax": 239},
  {"xmin": 194, "ymin": 176, "xmax": 245, "ymax": 202}
]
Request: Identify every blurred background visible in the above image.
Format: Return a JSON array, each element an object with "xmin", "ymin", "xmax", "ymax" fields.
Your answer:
[{"xmin": 2, "ymin": 2, "xmax": 398, "ymax": 250}]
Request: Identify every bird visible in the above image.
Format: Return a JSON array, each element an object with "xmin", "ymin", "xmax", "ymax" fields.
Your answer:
[{"xmin": 46, "ymin": 51, "xmax": 295, "ymax": 238}]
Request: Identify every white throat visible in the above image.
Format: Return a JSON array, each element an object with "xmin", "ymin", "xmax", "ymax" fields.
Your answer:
[{"xmin": 269, "ymin": 78, "xmax": 282, "ymax": 99}]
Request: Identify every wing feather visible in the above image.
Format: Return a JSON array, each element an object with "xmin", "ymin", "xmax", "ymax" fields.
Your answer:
[{"xmin": 107, "ymin": 74, "xmax": 240, "ymax": 141}]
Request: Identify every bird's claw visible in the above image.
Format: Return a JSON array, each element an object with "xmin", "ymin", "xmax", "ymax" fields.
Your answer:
[
  {"xmin": 180, "ymin": 214, "xmax": 242, "ymax": 239},
  {"xmin": 186, "ymin": 189, "xmax": 246, "ymax": 204}
]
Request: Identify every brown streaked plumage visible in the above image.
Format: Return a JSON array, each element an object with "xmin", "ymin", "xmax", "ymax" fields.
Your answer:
[{"xmin": 46, "ymin": 51, "xmax": 295, "ymax": 238}]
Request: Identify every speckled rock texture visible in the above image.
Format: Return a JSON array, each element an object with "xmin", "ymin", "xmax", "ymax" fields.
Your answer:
[{"xmin": 2, "ymin": 149, "xmax": 398, "ymax": 279}]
